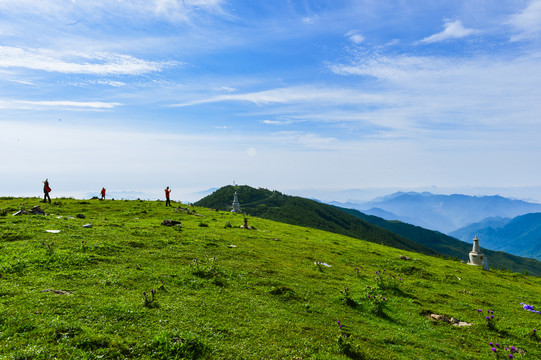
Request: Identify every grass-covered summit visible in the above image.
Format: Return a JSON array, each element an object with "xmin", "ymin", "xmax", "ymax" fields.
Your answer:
[
  {"xmin": 1, "ymin": 197, "xmax": 541, "ymax": 359},
  {"xmin": 195, "ymin": 185, "xmax": 438, "ymax": 256}
]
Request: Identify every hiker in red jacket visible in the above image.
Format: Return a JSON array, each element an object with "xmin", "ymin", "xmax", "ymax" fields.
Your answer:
[
  {"xmin": 165, "ymin": 186, "xmax": 171, "ymax": 206},
  {"xmin": 100, "ymin": 187, "xmax": 106, "ymax": 200},
  {"xmin": 43, "ymin": 179, "xmax": 51, "ymax": 203}
]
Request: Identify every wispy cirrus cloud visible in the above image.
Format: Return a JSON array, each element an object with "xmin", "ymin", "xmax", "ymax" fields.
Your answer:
[
  {"xmin": 172, "ymin": 86, "xmax": 386, "ymax": 107},
  {"xmin": 273, "ymin": 131, "xmax": 338, "ymax": 150},
  {"xmin": 419, "ymin": 20, "xmax": 480, "ymax": 43},
  {"xmin": 507, "ymin": 0, "xmax": 541, "ymax": 41},
  {"xmin": 0, "ymin": 46, "xmax": 176, "ymax": 75},
  {"xmin": 262, "ymin": 119, "xmax": 294, "ymax": 125},
  {"xmin": 346, "ymin": 30, "xmax": 365, "ymax": 44},
  {"xmin": 330, "ymin": 54, "xmax": 449, "ymax": 81},
  {"xmin": 0, "ymin": 0, "xmax": 226, "ymax": 23},
  {"xmin": 0, "ymin": 100, "xmax": 121, "ymax": 110},
  {"xmin": 329, "ymin": 51, "xmax": 541, "ymax": 132}
]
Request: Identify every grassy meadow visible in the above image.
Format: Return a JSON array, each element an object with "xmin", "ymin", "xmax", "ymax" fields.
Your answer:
[{"xmin": 1, "ymin": 197, "xmax": 541, "ymax": 359}]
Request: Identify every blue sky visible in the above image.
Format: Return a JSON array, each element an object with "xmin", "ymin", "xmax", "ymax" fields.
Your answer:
[{"xmin": 1, "ymin": 0, "xmax": 541, "ymax": 203}]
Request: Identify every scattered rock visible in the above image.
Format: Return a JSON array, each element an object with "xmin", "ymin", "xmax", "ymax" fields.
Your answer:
[
  {"xmin": 29, "ymin": 206, "xmax": 46, "ymax": 215},
  {"xmin": 13, "ymin": 206, "xmax": 47, "ymax": 216},
  {"xmin": 314, "ymin": 261, "xmax": 332, "ymax": 267},
  {"xmin": 430, "ymin": 313, "xmax": 471, "ymax": 327},
  {"xmin": 399, "ymin": 255, "xmax": 412, "ymax": 260},
  {"xmin": 161, "ymin": 219, "xmax": 181, "ymax": 226},
  {"xmin": 228, "ymin": 244, "xmax": 237, "ymax": 248},
  {"xmin": 82, "ymin": 224, "xmax": 93, "ymax": 228},
  {"xmin": 76, "ymin": 214, "xmax": 86, "ymax": 219},
  {"xmin": 45, "ymin": 230, "xmax": 61, "ymax": 234}
]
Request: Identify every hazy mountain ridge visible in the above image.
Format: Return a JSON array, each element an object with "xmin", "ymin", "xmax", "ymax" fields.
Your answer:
[
  {"xmin": 194, "ymin": 185, "xmax": 438, "ymax": 256},
  {"xmin": 195, "ymin": 185, "xmax": 541, "ymax": 275},
  {"xmin": 329, "ymin": 192, "xmax": 541, "ymax": 234},
  {"xmin": 336, "ymin": 206, "xmax": 541, "ymax": 274},
  {"xmin": 450, "ymin": 213, "xmax": 541, "ymax": 260}
]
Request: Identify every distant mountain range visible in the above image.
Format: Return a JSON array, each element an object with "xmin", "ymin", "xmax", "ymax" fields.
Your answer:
[
  {"xmin": 195, "ymin": 185, "xmax": 437, "ymax": 255},
  {"xmin": 329, "ymin": 192, "xmax": 541, "ymax": 234},
  {"xmin": 195, "ymin": 185, "xmax": 541, "ymax": 275},
  {"xmin": 450, "ymin": 213, "xmax": 541, "ymax": 260}
]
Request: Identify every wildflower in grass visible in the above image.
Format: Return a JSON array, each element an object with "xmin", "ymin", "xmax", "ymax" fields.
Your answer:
[
  {"xmin": 520, "ymin": 302, "xmax": 541, "ymax": 314},
  {"xmin": 362, "ymin": 286, "xmax": 387, "ymax": 315},
  {"xmin": 489, "ymin": 344, "xmax": 523, "ymax": 359},
  {"xmin": 372, "ymin": 268, "xmax": 401, "ymax": 291},
  {"xmin": 478, "ymin": 309, "xmax": 497, "ymax": 330},
  {"xmin": 341, "ymin": 287, "xmax": 356, "ymax": 307},
  {"xmin": 143, "ymin": 289, "xmax": 159, "ymax": 308},
  {"xmin": 335, "ymin": 320, "xmax": 358, "ymax": 357}
]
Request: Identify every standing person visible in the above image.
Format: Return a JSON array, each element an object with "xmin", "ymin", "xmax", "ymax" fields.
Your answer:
[
  {"xmin": 100, "ymin": 187, "xmax": 106, "ymax": 200},
  {"xmin": 165, "ymin": 186, "xmax": 171, "ymax": 207},
  {"xmin": 43, "ymin": 179, "xmax": 51, "ymax": 203}
]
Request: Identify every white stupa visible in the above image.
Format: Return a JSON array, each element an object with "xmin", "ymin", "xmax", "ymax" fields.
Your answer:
[
  {"xmin": 231, "ymin": 191, "xmax": 241, "ymax": 213},
  {"xmin": 468, "ymin": 236, "xmax": 489, "ymax": 270}
]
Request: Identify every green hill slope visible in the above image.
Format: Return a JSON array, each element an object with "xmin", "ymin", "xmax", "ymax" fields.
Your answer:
[
  {"xmin": 2, "ymin": 197, "xmax": 541, "ymax": 359},
  {"xmin": 195, "ymin": 185, "xmax": 438, "ymax": 256},
  {"xmin": 196, "ymin": 185, "xmax": 541, "ymax": 276},
  {"xmin": 338, "ymin": 207, "xmax": 541, "ymax": 276}
]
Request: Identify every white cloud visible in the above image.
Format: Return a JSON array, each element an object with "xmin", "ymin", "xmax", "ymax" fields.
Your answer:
[
  {"xmin": 346, "ymin": 30, "xmax": 364, "ymax": 44},
  {"xmin": 273, "ymin": 131, "xmax": 338, "ymax": 149},
  {"xmin": 330, "ymin": 54, "xmax": 447, "ymax": 82},
  {"xmin": 419, "ymin": 20, "xmax": 480, "ymax": 43},
  {"xmin": 97, "ymin": 80, "xmax": 127, "ymax": 87},
  {"xmin": 262, "ymin": 119, "xmax": 293, "ymax": 125},
  {"xmin": 218, "ymin": 86, "xmax": 237, "ymax": 93},
  {"xmin": 507, "ymin": 0, "xmax": 541, "ymax": 41},
  {"xmin": 172, "ymin": 86, "xmax": 386, "ymax": 107},
  {"xmin": 0, "ymin": 46, "xmax": 175, "ymax": 75},
  {"xmin": 329, "ymin": 52, "xmax": 541, "ymax": 134},
  {"xmin": 0, "ymin": 100, "xmax": 121, "ymax": 110},
  {"xmin": 302, "ymin": 15, "xmax": 319, "ymax": 24},
  {"xmin": 0, "ymin": 0, "xmax": 225, "ymax": 23}
]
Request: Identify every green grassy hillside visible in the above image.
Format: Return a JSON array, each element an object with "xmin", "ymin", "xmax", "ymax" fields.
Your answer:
[
  {"xmin": 338, "ymin": 207, "xmax": 541, "ymax": 276},
  {"xmin": 1, "ymin": 197, "xmax": 541, "ymax": 359},
  {"xmin": 195, "ymin": 186, "xmax": 438, "ymax": 256},
  {"xmin": 196, "ymin": 185, "xmax": 541, "ymax": 276}
]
